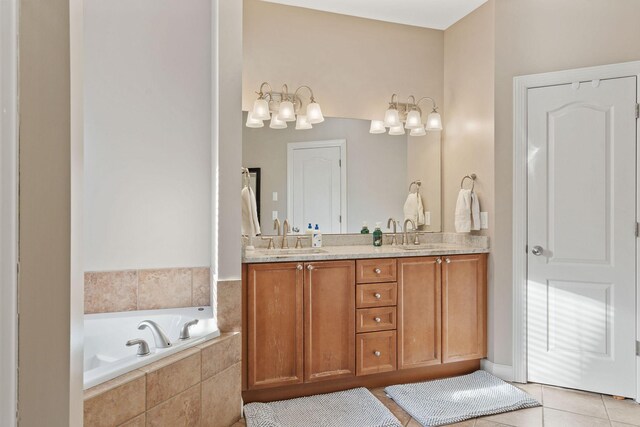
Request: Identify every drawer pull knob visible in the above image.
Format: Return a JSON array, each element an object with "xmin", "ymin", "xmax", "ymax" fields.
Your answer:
[
  {"xmin": 374, "ymin": 293, "xmax": 382, "ymax": 299},
  {"xmin": 445, "ymin": 258, "xmax": 451, "ymax": 264},
  {"xmin": 436, "ymin": 258, "xmax": 442, "ymax": 264},
  {"xmin": 374, "ymin": 317, "xmax": 381, "ymax": 323},
  {"xmin": 374, "ymin": 351, "xmax": 381, "ymax": 357},
  {"xmin": 297, "ymin": 264, "xmax": 303, "ymax": 270},
  {"xmin": 374, "ymin": 268, "xmax": 381, "ymax": 274}
]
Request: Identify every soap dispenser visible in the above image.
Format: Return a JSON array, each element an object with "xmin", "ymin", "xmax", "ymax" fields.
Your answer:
[
  {"xmin": 360, "ymin": 222, "xmax": 370, "ymax": 234},
  {"xmin": 373, "ymin": 222, "xmax": 383, "ymax": 247},
  {"xmin": 312, "ymin": 224, "xmax": 322, "ymax": 248}
]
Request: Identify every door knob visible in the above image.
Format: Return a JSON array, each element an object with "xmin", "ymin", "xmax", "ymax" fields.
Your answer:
[
  {"xmin": 307, "ymin": 265, "xmax": 314, "ymax": 270},
  {"xmin": 531, "ymin": 246, "xmax": 543, "ymax": 256},
  {"xmin": 296, "ymin": 264, "xmax": 303, "ymax": 270}
]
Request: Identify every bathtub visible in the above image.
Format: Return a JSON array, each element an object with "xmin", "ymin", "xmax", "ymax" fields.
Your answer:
[{"xmin": 84, "ymin": 306, "xmax": 220, "ymax": 390}]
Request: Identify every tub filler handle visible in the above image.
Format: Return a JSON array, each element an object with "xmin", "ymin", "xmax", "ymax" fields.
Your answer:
[
  {"xmin": 126, "ymin": 339, "xmax": 151, "ymax": 356},
  {"xmin": 179, "ymin": 319, "xmax": 200, "ymax": 340},
  {"xmin": 138, "ymin": 320, "xmax": 172, "ymax": 348}
]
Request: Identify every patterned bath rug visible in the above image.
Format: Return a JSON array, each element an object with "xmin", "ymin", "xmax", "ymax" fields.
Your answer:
[
  {"xmin": 384, "ymin": 370, "xmax": 540, "ymax": 427},
  {"xmin": 243, "ymin": 387, "xmax": 402, "ymax": 427}
]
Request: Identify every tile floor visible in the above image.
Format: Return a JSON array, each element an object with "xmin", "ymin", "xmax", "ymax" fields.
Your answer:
[{"xmin": 233, "ymin": 383, "xmax": 640, "ymax": 427}]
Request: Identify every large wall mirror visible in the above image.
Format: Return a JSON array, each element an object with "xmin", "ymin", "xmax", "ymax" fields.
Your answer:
[{"xmin": 242, "ymin": 112, "xmax": 441, "ymax": 235}]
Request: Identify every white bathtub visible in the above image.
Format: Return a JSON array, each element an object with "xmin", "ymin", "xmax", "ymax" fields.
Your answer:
[{"xmin": 84, "ymin": 306, "xmax": 219, "ymax": 390}]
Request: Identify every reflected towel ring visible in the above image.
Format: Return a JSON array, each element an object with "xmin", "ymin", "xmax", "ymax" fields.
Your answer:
[
  {"xmin": 409, "ymin": 180, "xmax": 422, "ymax": 193},
  {"xmin": 460, "ymin": 174, "xmax": 477, "ymax": 191}
]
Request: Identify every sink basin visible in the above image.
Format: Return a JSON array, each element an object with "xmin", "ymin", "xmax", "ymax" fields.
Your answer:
[
  {"xmin": 395, "ymin": 244, "xmax": 440, "ymax": 251},
  {"xmin": 257, "ymin": 248, "xmax": 328, "ymax": 256}
]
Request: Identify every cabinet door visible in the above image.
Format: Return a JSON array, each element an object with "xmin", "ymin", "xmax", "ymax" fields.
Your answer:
[
  {"xmin": 304, "ymin": 260, "xmax": 356, "ymax": 382},
  {"xmin": 397, "ymin": 257, "xmax": 441, "ymax": 369},
  {"xmin": 247, "ymin": 263, "xmax": 304, "ymax": 389},
  {"xmin": 442, "ymin": 254, "xmax": 487, "ymax": 363}
]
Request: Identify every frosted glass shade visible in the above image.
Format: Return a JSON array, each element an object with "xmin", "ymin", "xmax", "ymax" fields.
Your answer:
[
  {"xmin": 306, "ymin": 102, "xmax": 324, "ymax": 124},
  {"xmin": 295, "ymin": 115, "xmax": 312, "ymax": 130},
  {"xmin": 278, "ymin": 100, "xmax": 296, "ymax": 122},
  {"xmin": 405, "ymin": 110, "xmax": 422, "ymax": 129},
  {"xmin": 252, "ymin": 98, "xmax": 271, "ymax": 120},
  {"xmin": 245, "ymin": 112, "xmax": 264, "ymax": 128},
  {"xmin": 410, "ymin": 125, "xmax": 426, "ymax": 136},
  {"xmin": 369, "ymin": 120, "xmax": 386, "ymax": 134},
  {"xmin": 389, "ymin": 125, "xmax": 405, "ymax": 136},
  {"xmin": 426, "ymin": 111, "xmax": 443, "ymax": 131},
  {"xmin": 269, "ymin": 113, "xmax": 287, "ymax": 129},
  {"xmin": 384, "ymin": 108, "xmax": 400, "ymax": 127}
]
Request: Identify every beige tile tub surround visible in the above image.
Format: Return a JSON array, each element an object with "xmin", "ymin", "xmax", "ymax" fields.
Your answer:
[
  {"xmin": 217, "ymin": 280, "xmax": 242, "ymax": 332},
  {"xmin": 84, "ymin": 332, "xmax": 241, "ymax": 427},
  {"xmin": 84, "ymin": 267, "xmax": 211, "ymax": 314}
]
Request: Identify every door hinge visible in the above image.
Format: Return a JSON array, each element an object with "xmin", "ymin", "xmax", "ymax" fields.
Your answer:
[
  {"xmin": 636, "ymin": 340, "xmax": 640, "ymax": 356},
  {"xmin": 339, "ymin": 215, "xmax": 342, "ymax": 223},
  {"xmin": 636, "ymin": 222, "xmax": 639, "ymax": 237},
  {"xmin": 636, "ymin": 103, "xmax": 639, "ymax": 119},
  {"xmin": 338, "ymin": 159, "xmax": 342, "ymax": 167}
]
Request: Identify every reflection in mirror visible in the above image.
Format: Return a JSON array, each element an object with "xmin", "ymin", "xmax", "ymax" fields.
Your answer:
[{"xmin": 242, "ymin": 113, "xmax": 441, "ymax": 235}]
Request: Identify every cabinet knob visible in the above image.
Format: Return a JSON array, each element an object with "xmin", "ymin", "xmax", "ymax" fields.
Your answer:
[
  {"xmin": 374, "ymin": 293, "xmax": 382, "ymax": 299},
  {"xmin": 445, "ymin": 258, "xmax": 451, "ymax": 264},
  {"xmin": 297, "ymin": 264, "xmax": 303, "ymax": 270},
  {"xmin": 436, "ymin": 258, "xmax": 442, "ymax": 264},
  {"xmin": 373, "ymin": 351, "xmax": 381, "ymax": 357},
  {"xmin": 374, "ymin": 317, "xmax": 381, "ymax": 323},
  {"xmin": 374, "ymin": 268, "xmax": 381, "ymax": 274},
  {"xmin": 307, "ymin": 265, "xmax": 314, "ymax": 271}
]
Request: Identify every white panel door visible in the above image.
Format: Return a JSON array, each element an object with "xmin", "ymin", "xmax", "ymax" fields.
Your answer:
[
  {"xmin": 527, "ymin": 77, "xmax": 637, "ymax": 397},
  {"xmin": 289, "ymin": 143, "xmax": 343, "ymax": 233}
]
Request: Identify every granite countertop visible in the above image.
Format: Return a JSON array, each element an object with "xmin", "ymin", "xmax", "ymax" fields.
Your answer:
[{"xmin": 243, "ymin": 242, "xmax": 489, "ymax": 263}]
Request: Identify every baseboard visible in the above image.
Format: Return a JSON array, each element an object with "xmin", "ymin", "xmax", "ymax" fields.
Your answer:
[{"xmin": 481, "ymin": 359, "xmax": 515, "ymax": 382}]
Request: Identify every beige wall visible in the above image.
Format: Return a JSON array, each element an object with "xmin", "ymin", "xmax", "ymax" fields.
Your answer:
[
  {"xmin": 443, "ymin": 1, "xmax": 496, "ymax": 356},
  {"xmin": 18, "ymin": 0, "xmax": 76, "ymax": 424},
  {"xmin": 491, "ymin": 0, "xmax": 640, "ymax": 365},
  {"xmin": 242, "ymin": 0, "xmax": 444, "ymax": 122}
]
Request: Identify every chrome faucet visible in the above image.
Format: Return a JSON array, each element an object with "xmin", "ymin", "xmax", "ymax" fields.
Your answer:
[
  {"xmin": 402, "ymin": 219, "xmax": 416, "ymax": 245},
  {"xmin": 179, "ymin": 319, "xmax": 199, "ymax": 340},
  {"xmin": 387, "ymin": 218, "xmax": 398, "ymax": 245},
  {"xmin": 138, "ymin": 320, "xmax": 172, "ymax": 348},
  {"xmin": 273, "ymin": 218, "xmax": 281, "ymax": 236},
  {"xmin": 281, "ymin": 219, "xmax": 290, "ymax": 249}
]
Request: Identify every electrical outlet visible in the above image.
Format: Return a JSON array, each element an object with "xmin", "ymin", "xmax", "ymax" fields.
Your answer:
[
  {"xmin": 480, "ymin": 212, "xmax": 489, "ymax": 229},
  {"xmin": 424, "ymin": 211, "xmax": 431, "ymax": 226},
  {"xmin": 272, "ymin": 192, "xmax": 278, "ymax": 201},
  {"xmin": 272, "ymin": 210, "xmax": 278, "ymax": 220}
]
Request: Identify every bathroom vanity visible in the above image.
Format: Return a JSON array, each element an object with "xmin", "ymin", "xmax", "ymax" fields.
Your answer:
[{"xmin": 241, "ymin": 239, "xmax": 488, "ymax": 402}]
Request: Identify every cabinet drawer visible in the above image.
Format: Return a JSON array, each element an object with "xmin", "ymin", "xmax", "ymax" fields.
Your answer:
[
  {"xmin": 356, "ymin": 331, "xmax": 397, "ymax": 376},
  {"xmin": 356, "ymin": 259, "xmax": 397, "ymax": 283},
  {"xmin": 356, "ymin": 307, "xmax": 396, "ymax": 333},
  {"xmin": 356, "ymin": 282, "xmax": 397, "ymax": 308}
]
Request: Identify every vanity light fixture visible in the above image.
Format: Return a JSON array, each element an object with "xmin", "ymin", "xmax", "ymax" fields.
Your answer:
[
  {"xmin": 249, "ymin": 82, "xmax": 323, "ymax": 129},
  {"xmin": 371, "ymin": 94, "xmax": 442, "ymax": 136}
]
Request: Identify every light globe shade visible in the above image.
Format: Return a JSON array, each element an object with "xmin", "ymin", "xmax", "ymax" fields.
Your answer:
[
  {"xmin": 369, "ymin": 120, "xmax": 386, "ymax": 134},
  {"xmin": 383, "ymin": 107, "xmax": 400, "ymax": 127},
  {"xmin": 278, "ymin": 100, "xmax": 296, "ymax": 122},
  {"xmin": 389, "ymin": 125, "xmax": 405, "ymax": 136},
  {"xmin": 295, "ymin": 115, "xmax": 312, "ymax": 130},
  {"xmin": 404, "ymin": 110, "xmax": 422, "ymax": 129},
  {"xmin": 306, "ymin": 102, "xmax": 324, "ymax": 124},
  {"xmin": 252, "ymin": 98, "xmax": 270, "ymax": 120},
  {"xmin": 269, "ymin": 112, "xmax": 287, "ymax": 129},
  {"xmin": 426, "ymin": 111, "xmax": 443, "ymax": 131},
  {"xmin": 409, "ymin": 125, "xmax": 426, "ymax": 136},
  {"xmin": 245, "ymin": 111, "xmax": 264, "ymax": 128}
]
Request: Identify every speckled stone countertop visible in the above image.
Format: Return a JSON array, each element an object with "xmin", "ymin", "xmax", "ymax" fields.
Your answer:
[{"xmin": 242, "ymin": 233, "xmax": 489, "ymax": 263}]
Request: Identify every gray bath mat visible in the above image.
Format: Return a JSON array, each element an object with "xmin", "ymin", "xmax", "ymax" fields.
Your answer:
[
  {"xmin": 243, "ymin": 387, "xmax": 402, "ymax": 427},
  {"xmin": 385, "ymin": 370, "xmax": 540, "ymax": 427}
]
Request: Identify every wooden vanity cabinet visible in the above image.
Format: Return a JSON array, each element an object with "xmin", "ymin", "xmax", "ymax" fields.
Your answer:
[{"xmin": 442, "ymin": 254, "xmax": 487, "ymax": 363}]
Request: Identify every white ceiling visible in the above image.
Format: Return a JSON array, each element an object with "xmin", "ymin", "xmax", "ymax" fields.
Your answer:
[{"xmin": 260, "ymin": 0, "xmax": 488, "ymax": 30}]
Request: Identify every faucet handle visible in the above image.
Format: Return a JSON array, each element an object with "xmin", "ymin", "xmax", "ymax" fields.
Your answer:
[
  {"xmin": 260, "ymin": 236, "xmax": 275, "ymax": 249},
  {"xmin": 179, "ymin": 319, "xmax": 199, "ymax": 340},
  {"xmin": 126, "ymin": 339, "xmax": 150, "ymax": 356},
  {"xmin": 413, "ymin": 231, "xmax": 423, "ymax": 245},
  {"xmin": 295, "ymin": 236, "xmax": 310, "ymax": 249}
]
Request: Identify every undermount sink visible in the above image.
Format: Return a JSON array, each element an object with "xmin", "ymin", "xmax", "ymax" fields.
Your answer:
[
  {"xmin": 258, "ymin": 248, "xmax": 328, "ymax": 256},
  {"xmin": 395, "ymin": 244, "xmax": 441, "ymax": 251}
]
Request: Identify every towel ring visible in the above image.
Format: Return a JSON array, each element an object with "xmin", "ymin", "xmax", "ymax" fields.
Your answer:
[
  {"xmin": 408, "ymin": 180, "xmax": 422, "ymax": 193},
  {"xmin": 460, "ymin": 174, "xmax": 477, "ymax": 191}
]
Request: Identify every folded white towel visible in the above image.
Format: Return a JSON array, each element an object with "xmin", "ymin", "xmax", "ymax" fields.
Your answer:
[
  {"xmin": 241, "ymin": 186, "xmax": 261, "ymax": 236},
  {"xmin": 455, "ymin": 189, "xmax": 472, "ymax": 233},
  {"xmin": 471, "ymin": 190, "xmax": 481, "ymax": 231},
  {"xmin": 404, "ymin": 193, "xmax": 425, "ymax": 226}
]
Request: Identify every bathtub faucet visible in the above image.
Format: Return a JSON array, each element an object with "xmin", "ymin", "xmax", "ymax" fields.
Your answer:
[
  {"xmin": 138, "ymin": 320, "xmax": 172, "ymax": 348},
  {"xmin": 179, "ymin": 319, "xmax": 199, "ymax": 340}
]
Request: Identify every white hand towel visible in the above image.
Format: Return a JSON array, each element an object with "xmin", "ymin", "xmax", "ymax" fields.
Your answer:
[
  {"xmin": 454, "ymin": 189, "xmax": 472, "ymax": 233},
  {"xmin": 404, "ymin": 193, "xmax": 425, "ymax": 226},
  {"xmin": 416, "ymin": 193, "xmax": 425, "ymax": 226},
  {"xmin": 470, "ymin": 190, "xmax": 481, "ymax": 231},
  {"xmin": 241, "ymin": 186, "xmax": 261, "ymax": 236}
]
